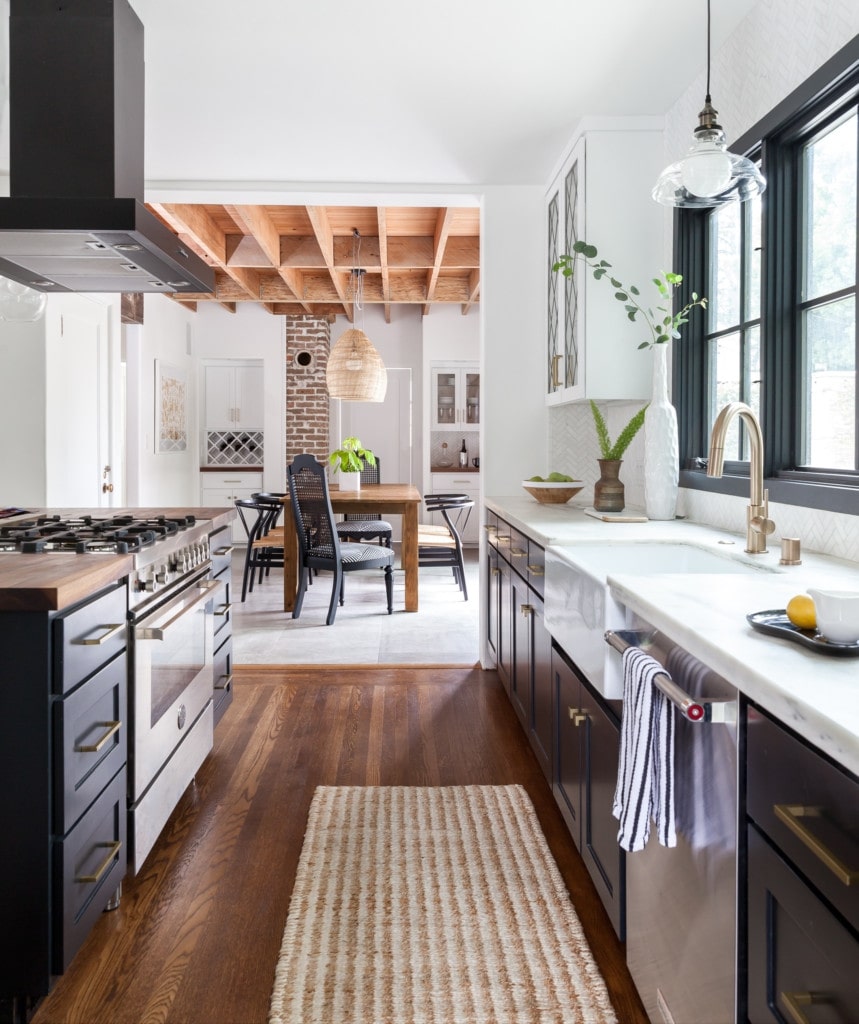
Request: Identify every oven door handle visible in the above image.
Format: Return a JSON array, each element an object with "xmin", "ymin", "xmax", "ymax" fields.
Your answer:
[
  {"xmin": 136, "ymin": 580, "xmax": 223, "ymax": 641},
  {"xmin": 605, "ymin": 629, "xmax": 736, "ymax": 724}
]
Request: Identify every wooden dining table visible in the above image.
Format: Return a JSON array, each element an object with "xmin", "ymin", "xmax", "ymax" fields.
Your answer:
[{"xmin": 281, "ymin": 483, "xmax": 423, "ymax": 613}]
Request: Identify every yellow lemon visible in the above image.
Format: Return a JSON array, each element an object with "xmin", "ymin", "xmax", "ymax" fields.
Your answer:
[{"xmin": 786, "ymin": 594, "xmax": 816, "ymax": 630}]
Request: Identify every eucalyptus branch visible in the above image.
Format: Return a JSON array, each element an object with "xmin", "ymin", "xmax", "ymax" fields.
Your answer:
[{"xmin": 553, "ymin": 241, "xmax": 707, "ymax": 350}]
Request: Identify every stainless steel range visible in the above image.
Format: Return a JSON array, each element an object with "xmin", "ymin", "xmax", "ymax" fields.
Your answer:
[{"xmin": 0, "ymin": 513, "xmax": 223, "ymax": 873}]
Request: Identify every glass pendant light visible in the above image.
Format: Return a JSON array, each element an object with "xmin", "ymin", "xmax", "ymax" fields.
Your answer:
[
  {"xmin": 326, "ymin": 232, "xmax": 387, "ymax": 402},
  {"xmin": 652, "ymin": 0, "xmax": 766, "ymax": 208}
]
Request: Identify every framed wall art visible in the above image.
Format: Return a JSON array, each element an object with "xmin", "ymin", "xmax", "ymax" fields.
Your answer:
[{"xmin": 155, "ymin": 360, "xmax": 188, "ymax": 453}]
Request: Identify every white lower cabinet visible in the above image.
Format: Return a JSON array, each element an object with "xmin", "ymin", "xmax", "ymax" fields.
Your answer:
[
  {"xmin": 429, "ymin": 473, "xmax": 480, "ymax": 545},
  {"xmin": 200, "ymin": 472, "xmax": 263, "ymax": 544}
]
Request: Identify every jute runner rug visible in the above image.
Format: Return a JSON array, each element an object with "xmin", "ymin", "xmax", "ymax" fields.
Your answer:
[{"xmin": 269, "ymin": 785, "xmax": 617, "ymax": 1024}]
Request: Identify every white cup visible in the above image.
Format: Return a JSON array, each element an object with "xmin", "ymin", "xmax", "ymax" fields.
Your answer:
[{"xmin": 807, "ymin": 588, "xmax": 859, "ymax": 644}]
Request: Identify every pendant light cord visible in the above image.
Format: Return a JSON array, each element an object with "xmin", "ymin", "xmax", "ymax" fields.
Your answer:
[{"xmin": 705, "ymin": 0, "xmax": 712, "ymax": 103}]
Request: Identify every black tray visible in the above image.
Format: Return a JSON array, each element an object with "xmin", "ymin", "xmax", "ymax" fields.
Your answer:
[{"xmin": 747, "ymin": 610, "xmax": 859, "ymax": 657}]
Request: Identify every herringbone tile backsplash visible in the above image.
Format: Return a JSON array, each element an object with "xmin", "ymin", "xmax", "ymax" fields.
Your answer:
[{"xmin": 548, "ymin": 403, "xmax": 859, "ymax": 563}]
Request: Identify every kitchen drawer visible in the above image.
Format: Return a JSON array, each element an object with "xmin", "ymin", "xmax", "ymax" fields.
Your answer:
[
  {"xmin": 494, "ymin": 516, "xmax": 512, "ymax": 554},
  {"xmin": 507, "ymin": 527, "xmax": 530, "ymax": 580},
  {"xmin": 202, "ymin": 471, "xmax": 263, "ymax": 490},
  {"xmin": 52, "ymin": 582, "xmax": 127, "ymax": 695},
  {"xmin": 748, "ymin": 823, "xmax": 859, "ymax": 1023},
  {"xmin": 747, "ymin": 705, "xmax": 859, "ymax": 933},
  {"xmin": 213, "ymin": 634, "xmax": 233, "ymax": 727},
  {"xmin": 55, "ymin": 767, "xmax": 126, "ymax": 972},
  {"xmin": 209, "ymin": 525, "xmax": 234, "ymax": 576},
  {"xmin": 484, "ymin": 512, "xmax": 499, "ymax": 547},
  {"xmin": 54, "ymin": 652, "xmax": 127, "ymax": 835},
  {"xmin": 213, "ymin": 565, "xmax": 232, "ymax": 645},
  {"xmin": 527, "ymin": 538, "xmax": 546, "ymax": 597}
]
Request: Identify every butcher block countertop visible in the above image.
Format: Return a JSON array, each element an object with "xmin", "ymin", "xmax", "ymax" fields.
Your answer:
[{"xmin": 0, "ymin": 507, "xmax": 235, "ymax": 612}]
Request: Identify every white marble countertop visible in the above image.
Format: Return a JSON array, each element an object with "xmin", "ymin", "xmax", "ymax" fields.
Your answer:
[{"xmin": 486, "ymin": 495, "xmax": 859, "ymax": 778}]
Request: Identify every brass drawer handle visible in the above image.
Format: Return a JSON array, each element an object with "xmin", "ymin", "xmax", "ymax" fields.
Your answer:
[
  {"xmin": 567, "ymin": 705, "xmax": 587, "ymax": 727},
  {"xmin": 781, "ymin": 991, "xmax": 828, "ymax": 1024},
  {"xmin": 76, "ymin": 840, "xmax": 122, "ymax": 885},
  {"xmin": 215, "ymin": 674, "xmax": 233, "ymax": 692},
  {"xmin": 551, "ymin": 353, "xmax": 562, "ymax": 388},
  {"xmin": 773, "ymin": 804, "xmax": 859, "ymax": 886},
  {"xmin": 527, "ymin": 564, "xmax": 545, "ymax": 575},
  {"xmin": 76, "ymin": 720, "xmax": 121, "ymax": 753},
  {"xmin": 520, "ymin": 603, "xmax": 532, "ymax": 618},
  {"xmin": 483, "ymin": 524, "xmax": 497, "ymax": 534},
  {"xmin": 214, "ymin": 602, "xmax": 232, "ymax": 617},
  {"xmin": 491, "ymin": 568, "xmax": 500, "ymax": 577},
  {"xmin": 510, "ymin": 547, "xmax": 526, "ymax": 558},
  {"xmin": 74, "ymin": 623, "xmax": 124, "ymax": 646},
  {"xmin": 214, "ymin": 545, "xmax": 234, "ymax": 555}
]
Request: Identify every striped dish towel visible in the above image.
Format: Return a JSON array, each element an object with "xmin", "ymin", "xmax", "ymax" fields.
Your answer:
[{"xmin": 612, "ymin": 646, "xmax": 677, "ymax": 852}]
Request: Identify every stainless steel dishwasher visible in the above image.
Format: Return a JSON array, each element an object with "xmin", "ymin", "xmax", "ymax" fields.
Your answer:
[{"xmin": 605, "ymin": 621, "xmax": 740, "ymax": 1024}]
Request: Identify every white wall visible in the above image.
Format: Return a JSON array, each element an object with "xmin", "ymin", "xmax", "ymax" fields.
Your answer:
[
  {"xmin": 126, "ymin": 295, "xmax": 198, "ymax": 506},
  {"xmin": 481, "ymin": 186, "xmax": 547, "ymax": 498},
  {"xmin": 0, "ymin": 317, "xmax": 47, "ymax": 505}
]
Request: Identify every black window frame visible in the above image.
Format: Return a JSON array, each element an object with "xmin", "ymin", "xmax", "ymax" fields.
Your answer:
[{"xmin": 676, "ymin": 34, "xmax": 859, "ymax": 516}]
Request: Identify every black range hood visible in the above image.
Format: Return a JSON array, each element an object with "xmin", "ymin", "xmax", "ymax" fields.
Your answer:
[{"xmin": 0, "ymin": 0, "xmax": 214, "ymax": 295}]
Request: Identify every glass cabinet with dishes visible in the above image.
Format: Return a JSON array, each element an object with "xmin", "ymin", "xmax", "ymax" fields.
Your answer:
[{"xmin": 431, "ymin": 363, "xmax": 480, "ymax": 430}]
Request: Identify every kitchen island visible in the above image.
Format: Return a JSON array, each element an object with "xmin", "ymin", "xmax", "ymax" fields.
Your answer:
[{"xmin": 0, "ymin": 507, "xmax": 235, "ymax": 1024}]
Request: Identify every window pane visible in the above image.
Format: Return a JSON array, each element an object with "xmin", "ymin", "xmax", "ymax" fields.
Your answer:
[
  {"xmin": 804, "ymin": 112, "xmax": 857, "ymax": 300},
  {"xmin": 711, "ymin": 331, "xmax": 742, "ymax": 458},
  {"xmin": 746, "ymin": 326, "xmax": 761, "ymax": 462},
  {"xmin": 802, "ymin": 297, "xmax": 856, "ymax": 469},
  {"xmin": 745, "ymin": 195, "xmax": 762, "ymax": 321},
  {"xmin": 710, "ymin": 204, "xmax": 741, "ymax": 331}
]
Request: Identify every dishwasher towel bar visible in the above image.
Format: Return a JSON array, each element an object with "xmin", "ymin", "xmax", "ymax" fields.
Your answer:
[{"xmin": 605, "ymin": 629, "xmax": 736, "ymax": 724}]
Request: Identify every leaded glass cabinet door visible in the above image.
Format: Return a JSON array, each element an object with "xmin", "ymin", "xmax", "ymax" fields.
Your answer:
[{"xmin": 546, "ymin": 137, "xmax": 585, "ymax": 403}]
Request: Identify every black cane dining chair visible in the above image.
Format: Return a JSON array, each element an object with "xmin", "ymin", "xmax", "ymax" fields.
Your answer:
[
  {"xmin": 335, "ymin": 456, "xmax": 393, "ymax": 547},
  {"xmin": 287, "ymin": 454, "xmax": 394, "ymax": 625},
  {"xmin": 235, "ymin": 492, "xmax": 287, "ymax": 601},
  {"xmin": 417, "ymin": 493, "xmax": 474, "ymax": 600}
]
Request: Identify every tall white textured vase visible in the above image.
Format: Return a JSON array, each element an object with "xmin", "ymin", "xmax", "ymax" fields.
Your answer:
[{"xmin": 644, "ymin": 343, "xmax": 679, "ymax": 520}]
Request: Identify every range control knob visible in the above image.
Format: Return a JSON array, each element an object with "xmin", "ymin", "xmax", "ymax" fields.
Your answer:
[{"xmin": 155, "ymin": 564, "xmax": 170, "ymax": 585}]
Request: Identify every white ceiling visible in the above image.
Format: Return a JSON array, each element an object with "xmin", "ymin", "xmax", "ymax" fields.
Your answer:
[{"xmin": 125, "ymin": 0, "xmax": 763, "ymax": 189}]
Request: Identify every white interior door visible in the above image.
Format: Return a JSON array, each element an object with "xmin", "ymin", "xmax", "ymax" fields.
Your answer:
[
  {"xmin": 336, "ymin": 367, "xmax": 413, "ymax": 541},
  {"xmin": 45, "ymin": 296, "xmax": 112, "ymax": 507}
]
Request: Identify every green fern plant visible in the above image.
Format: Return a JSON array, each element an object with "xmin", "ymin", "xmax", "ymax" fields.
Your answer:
[{"xmin": 590, "ymin": 401, "xmax": 648, "ymax": 461}]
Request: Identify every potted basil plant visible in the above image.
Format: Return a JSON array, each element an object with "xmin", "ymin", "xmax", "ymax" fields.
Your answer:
[{"xmin": 328, "ymin": 436, "xmax": 376, "ymax": 491}]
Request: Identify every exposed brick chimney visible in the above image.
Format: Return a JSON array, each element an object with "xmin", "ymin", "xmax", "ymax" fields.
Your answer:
[{"xmin": 285, "ymin": 315, "xmax": 331, "ymax": 465}]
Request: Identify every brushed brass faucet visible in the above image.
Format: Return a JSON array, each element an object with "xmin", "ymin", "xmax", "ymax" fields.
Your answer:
[{"xmin": 707, "ymin": 402, "xmax": 775, "ymax": 554}]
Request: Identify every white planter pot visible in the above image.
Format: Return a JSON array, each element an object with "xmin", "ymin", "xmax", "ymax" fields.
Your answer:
[
  {"xmin": 644, "ymin": 343, "xmax": 679, "ymax": 521},
  {"xmin": 339, "ymin": 471, "xmax": 361, "ymax": 491}
]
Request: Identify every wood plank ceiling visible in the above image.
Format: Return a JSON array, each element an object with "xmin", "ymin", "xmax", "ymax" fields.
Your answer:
[{"xmin": 148, "ymin": 203, "xmax": 480, "ymax": 322}]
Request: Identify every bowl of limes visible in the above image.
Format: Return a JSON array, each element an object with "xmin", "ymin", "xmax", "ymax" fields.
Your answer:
[{"xmin": 522, "ymin": 473, "xmax": 583, "ymax": 505}]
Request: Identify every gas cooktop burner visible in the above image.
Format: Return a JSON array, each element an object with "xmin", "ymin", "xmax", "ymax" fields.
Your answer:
[{"xmin": 0, "ymin": 514, "xmax": 199, "ymax": 555}]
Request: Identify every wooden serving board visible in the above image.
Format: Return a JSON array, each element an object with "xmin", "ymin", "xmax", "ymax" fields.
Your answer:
[{"xmin": 584, "ymin": 508, "xmax": 649, "ymax": 523}]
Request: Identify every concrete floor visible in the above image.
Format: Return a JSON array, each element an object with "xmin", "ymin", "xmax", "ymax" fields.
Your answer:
[{"xmin": 231, "ymin": 544, "xmax": 480, "ymax": 665}]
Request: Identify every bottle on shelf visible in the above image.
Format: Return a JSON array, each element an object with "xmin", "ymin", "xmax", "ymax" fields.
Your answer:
[{"xmin": 459, "ymin": 438, "xmax": 467, "ymax": 467}]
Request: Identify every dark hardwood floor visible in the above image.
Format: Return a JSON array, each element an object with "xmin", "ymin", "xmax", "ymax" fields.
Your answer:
[{"xmin": 32, "ymin": 667, "xmax": 647, "ymax": 1024}]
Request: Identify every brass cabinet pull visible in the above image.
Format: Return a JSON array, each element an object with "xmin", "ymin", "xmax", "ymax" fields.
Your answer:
[
  {"xmin": 215, "ymin": 674, "xmax": 233, "ymax": 692},
  {"xmin": 510, "ymin": 547, "xmax": 526, "ymax": 558},
  {"xmin": 781, "ymin": 991, "xmax": 828, "ymax": 1024},
  {"xmin": 491, "ymin": 568, "xmax": 500, "ymax": 577},
  {"xmin": 774, "ymin": 804, "xmax": 859, "ymax": 886},
  {"xmin": 483, "ymin": 524, "xmax": 497, "ymax": 534},
  {"xmin": 74, "ymin": 623, "xmax": 124, "ymax": 646},
  {"xmin": 76, "ymin": 720, "xmax": 121, "ymax": 753},
  {"xmin": 568, "ymin": 706, "xmax": 581, "ymax": 719},
  {"xmin": 76, "ymin": 840, "xmax": 122, "ymax": 885},
  {"xmin": 551, "ymin": 353, "xmax": 562, "ymax": 388},
  {"xmin": 214, "ymin": 602, "xmax": 232, "ymax": 617},
  {"xmin": 520, "ymin": 603, "xmax": 532, "ymax": 618},
  {"xmin": 214, "ymin": 545, "xmax": 234, "ymax": 555},
  {"xmin": 527, "ymin": 564, "xmax": 545, "ymax": 575},
  {"xmin": 573, "ymin": 713, "xmax": 587, "ymax": 727}
]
